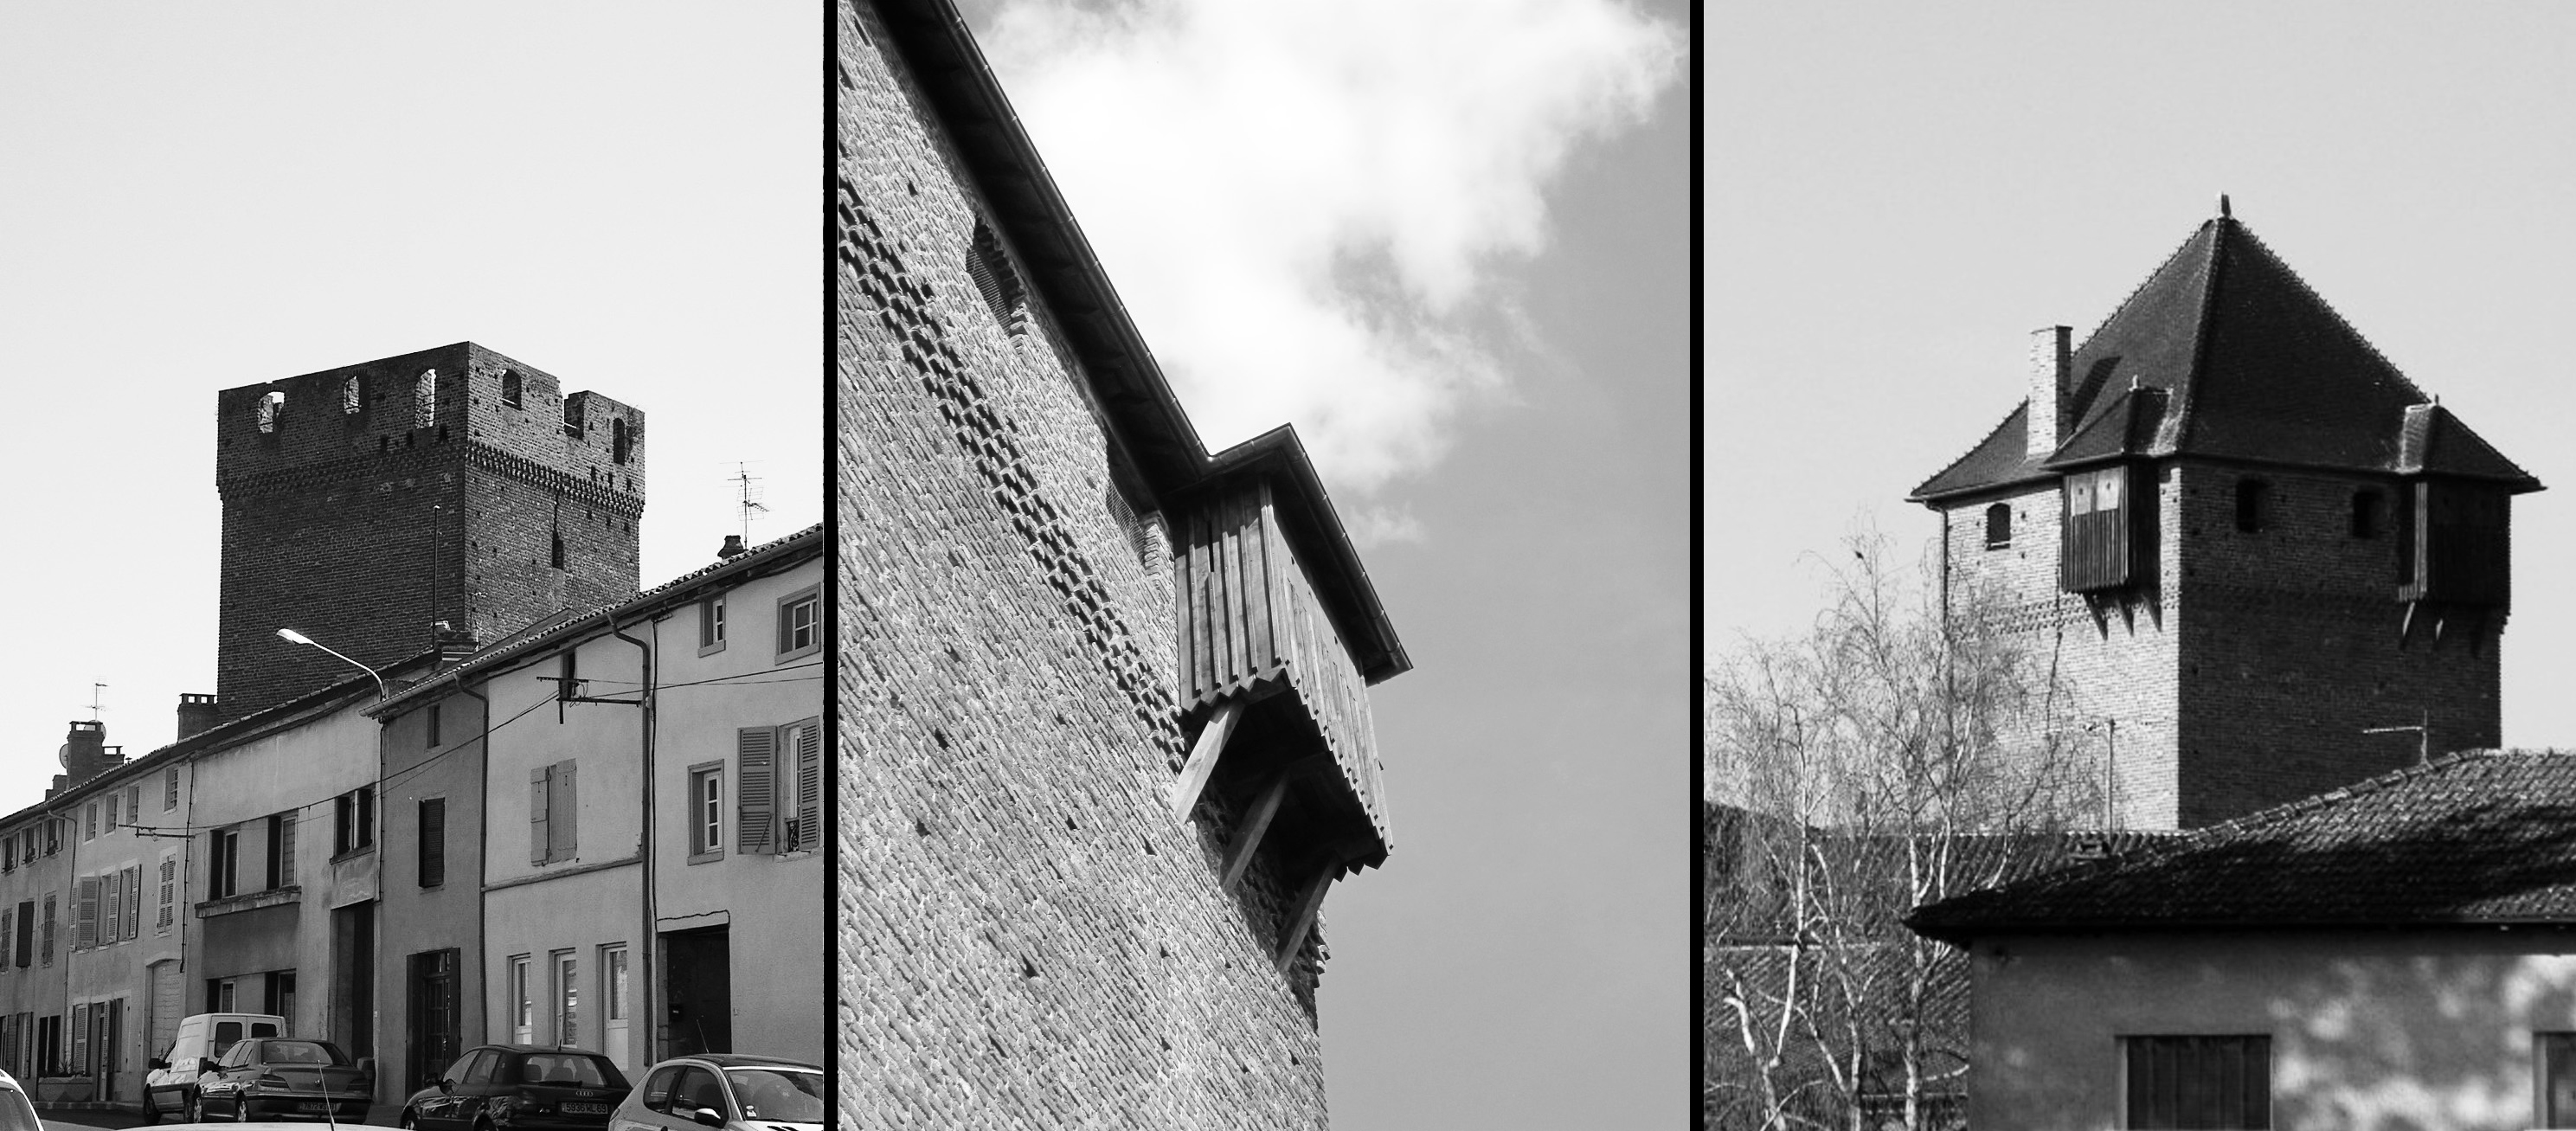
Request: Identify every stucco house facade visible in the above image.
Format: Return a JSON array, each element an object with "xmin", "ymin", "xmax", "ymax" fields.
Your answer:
[{"xmin": 1909, "ymin": 749, "xmax": 2576, "ymax": 1130}]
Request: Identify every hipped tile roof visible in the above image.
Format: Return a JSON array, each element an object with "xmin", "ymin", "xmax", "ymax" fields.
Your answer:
[
  {"xmin": 1905, "ymin": 749, "xmax": 2576, "ymax": 942},
  {"xmin": 1911, "ymin": 215, "xmax": 2539, "ymax": 501}
]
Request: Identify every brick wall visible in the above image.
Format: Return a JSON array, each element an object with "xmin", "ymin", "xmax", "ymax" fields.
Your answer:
[
  {"xmin": 1940, "ymin": 461, "xmax": 2504, "ymax": 830},
  {"xmin": 215, "ymin": 344, "xmax": 642, "ymax": 721},
  {"xmin": 838, "ymin": 2, "xmax": 1333, "ymax": 1125}
]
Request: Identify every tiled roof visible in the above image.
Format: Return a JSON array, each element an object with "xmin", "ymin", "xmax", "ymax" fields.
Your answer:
[
  {"xmin": 1905, "ymin": 749, "xmax": 2576, "ymax": 942},
  {"xmin": 1911, "ymin": 215, "xmax": 2540, "ymax": 502}
]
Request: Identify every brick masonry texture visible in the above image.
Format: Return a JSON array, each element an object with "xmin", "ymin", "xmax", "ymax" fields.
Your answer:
[
  {"xmin": 1941, "ymin": 462, "xmax": 2500, "ymax": 830},
  {"xmin": 216, "ymin": 343, "xmax": 643, "ymax": 721},
  {"xmin": 838, "ymin": 3, "xmax": 1334, "ymax": 1127}
]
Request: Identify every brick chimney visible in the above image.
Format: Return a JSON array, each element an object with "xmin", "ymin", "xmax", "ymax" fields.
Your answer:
[
  {"xmin": 718, "ymin": 535, "xmax": 748, "ymax": 561},
  {"xmin": 2027, "ymin": 325, "xmax": 2073, "ymax": 459},
  {"xmin": 177, "ymin": 693, "xmax": 222, "ymax": 740},
  {"xmin": 58, "ymin": 720, "xmax": 113, "ymax": 788}
]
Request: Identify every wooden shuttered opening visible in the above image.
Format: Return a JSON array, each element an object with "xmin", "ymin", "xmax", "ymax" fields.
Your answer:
[
  {"xmin": 2060, "ymin": 464, "xmax": 2147, "ymax": 593},
  {"xmin": 1173, "ymin": 477, "xmax": 1393, "ymax": 871},
  {"xmin": 551, "ymin": 763, "xmax": 577, "ymax": 860},
  {"xmin": 530, "ymin": 768, "xmax": 550, "ymax": 864},
  {"xmin": 737, "ymin": 727, "xmax": 775, "ymax": 855},
  {"xmin": 792, "ymin": 718, "xmax": 822, "ymax": 852},
  {"xmin": 2399, "ymin": 479, "xmax": 2510, "ymax": 607},
  {"xmin": 74, "ymin": 877, "xmax": 98, "ymax": 950}
]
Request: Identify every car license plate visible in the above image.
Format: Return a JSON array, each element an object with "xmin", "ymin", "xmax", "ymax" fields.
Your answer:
[
  {"xmin": 564, "ymin": 1102, "xmax": 610, "ymax": 1115},
  {"xmin": 298, "ymin": 1102, "xmax": 328, "ymax": 1113}
]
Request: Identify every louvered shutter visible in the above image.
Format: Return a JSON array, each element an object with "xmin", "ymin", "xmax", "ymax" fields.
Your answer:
[
  {"xmin": 552, "ymin": 762, "xmax": 578, "ymax": 859},
  {"xmin": 125, "ymin": 869, "xmax": 141, "ymax": 941},
  {"xmin": 793, "ymin": 718, "xmax": 822, "ymax": 852},
  {"xmin": 157, "ymin": 857, "xmax": 175, "ymax": 931},
  {"xmin": 530, "ymin": 768, "xmax": 551, "ymax": 865},
  {"xmin": 277, "ymin": 815, "xmax": 295, "ymax": 886},
  {"xmin": 68, "ymin": 1004, "xmax": 86, "ymax": 1074},
  {"xmin": 74, "ymin": 877, "xmax": 98, "ymax": 949},
  {"xmin": 103, "ymin": 872, "xmax": 119, "ymax": 943},
  {"xmin": 737, "ymin": 728, "xmax": 775, "ymax": 855}
]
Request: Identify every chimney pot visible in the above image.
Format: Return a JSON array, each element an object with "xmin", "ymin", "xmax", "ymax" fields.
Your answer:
[
  {"xmin": 2027, "ymin": 325, "xmax": 2074, "ymax": 460},
  {"xmin": 718, "ymin": 535, "xmax": 748, "ymax": 560}
]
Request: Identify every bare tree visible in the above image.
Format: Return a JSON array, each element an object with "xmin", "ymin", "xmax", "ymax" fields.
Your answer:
[{"xmin": 1704, "ymin": 532, "xmax": 2102, "ymax": 1131}]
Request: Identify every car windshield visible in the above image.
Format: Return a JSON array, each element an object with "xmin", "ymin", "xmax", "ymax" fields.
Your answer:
[
  {"xmin": 260, "ymin": 1040, "xmax": 350, "ymax": 1066},
  {"xmin": 723, "ymin": 1069, "xmax": 823, "ymax": 1123},
  {"xmin": 515, "ymin": 1053, "xmax": 624, "ymax": 1089}
]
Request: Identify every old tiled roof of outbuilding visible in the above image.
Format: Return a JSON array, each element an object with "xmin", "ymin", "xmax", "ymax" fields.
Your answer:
[
  {"xmin": 1905, "ymin": 749, "xmax": 2576, "ymax": 943},
  {"xmin": 1911, "ymin": 214, "xmax": 2539, "ymax": 502}
]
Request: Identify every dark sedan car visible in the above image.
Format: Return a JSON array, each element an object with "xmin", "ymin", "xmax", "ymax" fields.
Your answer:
[
  {"xmin": 196, "ymin": 1038, "xmax": 373, "ymax": 1123},
  {"xmin": 400, "ymin": 1045, "xmax": 631, "ymax": 1131}
]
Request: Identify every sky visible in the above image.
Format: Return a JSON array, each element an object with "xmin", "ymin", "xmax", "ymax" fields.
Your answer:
[
  {"xmin": 967, "ymin": 0, "xmax": 1688, "ymax": 1127},
  {"xmin": 1707, "ymin": 3, "xmax": 2576, "ymax": 755},
  {"xmin": 0, "ymin": 3, "xmax": 822, "ymax": 814}
]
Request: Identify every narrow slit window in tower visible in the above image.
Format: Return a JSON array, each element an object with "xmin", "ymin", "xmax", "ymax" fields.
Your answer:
[
  {"xmin": 550, "ymin": 532, "xmax": 566, "ymax": 570},
  {"xmin": 256, "ymin": 391, "xmax": 284, "ymax": 434},
  {"xmin": 414, "ymin": 370, "xmax": 437, "ymax": 430},
  {"xmin": 2235, "ymin": 479, "xmax": 2269, "ymax": 533},
  {"xmin": 965, "ymin": 221, "xmax": 1028, "ymax": 334},
  {"xmin": 502, "ymin": 370, "xmax": 524, "ymax": 409},
  {"xmin": 612, "ymin": 418, "xmax": 630, "ymax": 465},
  {"xmin": 340, "ymin": 376, "xmax": 362, "ymax": 415}
]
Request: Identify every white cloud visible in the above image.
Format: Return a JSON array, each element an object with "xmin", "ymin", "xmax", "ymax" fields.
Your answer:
[
  {"xmin": 982, "ymin": 0, "xmax": 1679, "ymax": 493},
  {"xmin": 1346, "ymin": 502, "xmax": 1429, "ymax": 549}
]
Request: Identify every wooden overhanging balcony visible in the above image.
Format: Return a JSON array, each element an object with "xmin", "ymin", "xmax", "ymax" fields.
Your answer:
[{"xmin": 1170, "ymin": 475, "xmax": 1393, "ymax": 968}]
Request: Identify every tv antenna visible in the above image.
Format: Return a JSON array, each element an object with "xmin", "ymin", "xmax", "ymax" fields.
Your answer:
[
  {"xmin": 85, "ymin": 683, "xmax": 107, "ymax": 721},
  {"xmin": 728, "ymin": 462, "xmax": 769, "ymax": 543}
]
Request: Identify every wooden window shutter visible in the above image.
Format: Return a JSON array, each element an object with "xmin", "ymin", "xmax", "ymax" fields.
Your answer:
[
  {"xmin": 157, "ymin": 858, "xmax": 175, "ymax": 931},
  {"xmin": 793, "ymin": 718, "xmax": 822, "ymax": 852},
  {"xmin": 737, "ymin": 728, "xmax": 775, "ymax": 855},
  {"xmin": 74, "ymin": 877, "xmax": 98, "ymax": 949},
  {"xmin": 421, "ymin": 798, "xmax": 446, "ymax": 888},
  {"xmin": 530, "ymin": 767, "xmax": 552, "ymax": 865},
  {"xmin": 102, "ymin": 872, "xmax": 119, "ymax": 944},
  {"xmin": 278, "ymin": 815, "xmax": 294, "ymax": 886},
  {"xmin": 552, "ymin": 762, "xmax": 578, "ymax": 860},
  {"xmin": 68, "ymin": 1003, "xmax": 86, "ymax": 1074}
]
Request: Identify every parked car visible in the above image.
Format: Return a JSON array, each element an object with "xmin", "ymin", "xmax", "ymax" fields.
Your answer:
[
  {"xmin": 0, "ymin": 1067, "xmax": 37, "ymax": 1131},
  {"xmin": 401, "ymin": 1045, "xmax": 631, "ymax": 1131},
  {"xmin": 144, "ymin": 1012, "xmax": 289, "ymax": 1124},
  {"xmin": 608, "ymin": 1055, "xmax": 822, "ymax": 1131},
  {"xmin": 194, "ymin": 1037, "xmax": 374, "ymax": 1123}
]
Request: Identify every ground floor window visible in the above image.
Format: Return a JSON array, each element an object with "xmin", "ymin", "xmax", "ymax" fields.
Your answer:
[
  {"xmin": 2541, "ymin": 1032, "xmax": 2576, "ymax": 1128},
  {"xmin": 508, "ymin": 956, "xmax": 533, "ymax": 1045},
  {"xmin": 2123, "ymin": 1034, "xmax": 2270, "ymax": 1130}
]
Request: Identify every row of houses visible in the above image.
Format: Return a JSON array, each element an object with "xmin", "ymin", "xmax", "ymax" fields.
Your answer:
[{"xmin": 0, "ymin": 524, "xmax": 822, "ymax": 1106}]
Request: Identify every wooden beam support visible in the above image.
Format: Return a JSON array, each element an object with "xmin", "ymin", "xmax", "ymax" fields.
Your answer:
[
  {"xmin": 1169, "ymin": 699, "xmax": 1243, "ymax": 825},
  {"xmin": 1275, "ymin": 860, "xmax": 1337, "ymax": 973},
  {"xmin": 1219, "ymin": 773, "xmax": 1290, "ymax": 892}
]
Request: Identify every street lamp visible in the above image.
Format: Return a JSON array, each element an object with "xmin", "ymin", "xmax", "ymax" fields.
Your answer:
[{"xmin": 277, "ymin": 628, "xmax": 389, "ymax": 700}]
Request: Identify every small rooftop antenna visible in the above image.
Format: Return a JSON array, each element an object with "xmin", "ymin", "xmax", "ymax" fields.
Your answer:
[
  {"xmin": 729, "ymin": 462, "xmax": 769, "ymax": 543},
  {"xmin": 2219, "ymin": 193, "xmax": 2232, "ymax": 219},
  {"xmin": 85, "ymin": 683, "xmax": 107, "ymax": 722}
]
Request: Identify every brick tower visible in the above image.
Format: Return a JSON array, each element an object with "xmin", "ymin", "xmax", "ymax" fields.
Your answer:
[
  {"xmin": 1911, "ymin": 206, "xmax": 2539, "ymax": 829},
  {"xmin": 215, "ymin": 343, "xmax": 645, "ymax": 722}
]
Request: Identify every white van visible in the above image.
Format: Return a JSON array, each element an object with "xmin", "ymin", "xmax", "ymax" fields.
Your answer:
[{"xmin": 142, "ymin": 1012, "xmax": 286, "ymax": 1123}]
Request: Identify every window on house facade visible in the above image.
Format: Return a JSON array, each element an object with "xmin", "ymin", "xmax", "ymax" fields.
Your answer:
[
  {"xmin": 165, "ymin": 768, "xmax": 178, "ymax": 811},
  {"xmin": 509, "ymin": 956, "xmax": 534, "ymax": 1044},
  {"xmin": 334, "ymin": 787, "xmax": 375, "ymax": 857},
  {"xmin": 775, "ymin": 587, "xmax": 820, "ymax": 662},
  {"xmin": 689, "ymin": 764, "xmax": 723, "ymax": 860},
  {"xmin": 14, "ymin": 900, "xmax": 31, "ymax": 968},
  {"xmin": 2235, "ymin": 479, "xmax": 2270, "ymax": 533},
  {"xmin": 531, "ymin": 761, "xmax": 578, "ymax": 864},
  {"xmin": 2123, "ymin": 1035, "xmax": 2270, "ymax": 1130},
  {"xmin": 209, "ymin": 826, "xmax": 240, "ymax": 900},
  {"xmin": 39, "ymin": 896, "xmax": 55, "ymax": 967},
  {"xmin": 427, "ymin": 703, "xmax": 442, "ymax": 748},
  {"xmin": 736, "ymin": 718, "xmax": 823, "ymax": 856},
  {"xmin": 84, "ymin": 804, "xmax": 95, "ymax": 841},
  {"xmin": 699, "ymin": 596, "xmax": 726, "ymax": 655},
  {"xmin": 264, "ymin": 813, "xmax": 294, "ymax": 890},
  {"xmin": 1984, "ymin": 502, "xmax": 2012, "ymax": 549},
  {"xmin": 74, "ymin": 876, "xmax": 97, "ymax": 951},
  {"xmin": 157, "ymin": 851, "xmax": 177, "ymax": 933},
  {"xmin": 552, "ymin": 951, "xmax": 579, "ymax": 1046},
  {"xmin": 104, "ymin": 795, "xmax": 116, "ymax": 833},
  {"xmin": 125, "ymin": 786, "xmax": 138, "ymax": 827},
  {"xmin": 419, "ymin": 798, "xmax": 446, "ymax": 889},
  {"xmin": 2538, "ymin": 1032, "xmax": 2576, "ymax": 1130}
]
